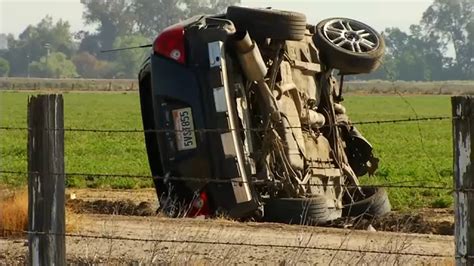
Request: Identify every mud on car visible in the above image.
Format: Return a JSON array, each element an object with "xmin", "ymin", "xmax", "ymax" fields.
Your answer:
[{"xmin": 138, "ymin": 6, "xmax": 391, "ymax": 224}]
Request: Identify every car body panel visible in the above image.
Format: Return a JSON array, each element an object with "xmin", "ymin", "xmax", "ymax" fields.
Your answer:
[{"xmin": 142, "ymin": 16, "xmax": 259, "ymax": 218}]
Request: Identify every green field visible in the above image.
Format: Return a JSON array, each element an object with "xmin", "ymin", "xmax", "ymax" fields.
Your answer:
[{"xmin": 0, "ymin": 92, "xmax": 453, "ymax": 210}]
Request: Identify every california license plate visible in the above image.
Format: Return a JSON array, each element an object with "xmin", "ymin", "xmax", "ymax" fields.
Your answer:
[{"xmin": 172, "ymin": 107, "xmax": 197, "ymax": 151}]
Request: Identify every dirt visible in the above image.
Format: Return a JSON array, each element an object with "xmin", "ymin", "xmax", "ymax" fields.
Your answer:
[
  {"xmin": 327, "ymin": 209, "xmax": 454, "ymax": 236},
  {"xmin": 68, "ymin": 188, "xmax": 158, "ymax": 204},
  {"xmin": 0, "ymin": 188, "xmax": 457, "ymax": 264},
  {"xmin": 67, "ymin": 199, "xmax": 155, "ymax": 216},
  {"xmin": 3, "ymin": 188, "xmax": 454, "ymax": 236},
  {"xmin": 0, "ymin": 214, "xmax": 455, "ymax": 265},
  {"xmin": 65, "ymin": 189, "xmax": 455, "ymax": 236},
  {"xmin": 370, "ymin": 209, "xmax": 454, "ymax": 235},
  {"xmin": 65, "ymin": 188, "xmax": 157, "ymax": 216}
]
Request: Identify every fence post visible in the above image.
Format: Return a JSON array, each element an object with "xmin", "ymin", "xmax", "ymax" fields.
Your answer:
[
  {"xmin": 452, "ymin": 96, "xmax": 474, "ymax": 265},
  {"xmin": 28, "ymin": 95, "xmax": 66, "ymax": 265}
]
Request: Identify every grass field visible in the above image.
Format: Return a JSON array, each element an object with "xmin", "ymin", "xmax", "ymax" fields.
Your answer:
[{"xmin": 0, "ymin": 92, "xmax": 453, "ymax": 210}]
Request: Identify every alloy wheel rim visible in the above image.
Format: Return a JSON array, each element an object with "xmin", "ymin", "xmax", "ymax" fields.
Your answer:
[{"xmin": 322, "ymin": 19, "xmax": 379, "ymax": 53}]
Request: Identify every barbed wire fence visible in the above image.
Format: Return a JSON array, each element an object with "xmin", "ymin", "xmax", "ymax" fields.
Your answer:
[{"xmin": 0, "ymin": 94, "xmax": 470, "ymax": 264}]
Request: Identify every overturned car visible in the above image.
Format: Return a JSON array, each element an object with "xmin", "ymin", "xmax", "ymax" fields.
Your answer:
[{"xmin": 138, "ymin": 6, "xmax": 391, "ymax": 224}]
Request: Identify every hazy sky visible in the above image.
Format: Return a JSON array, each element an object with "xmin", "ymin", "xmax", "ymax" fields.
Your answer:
[{"xmin": 0, "ymin": 0, "xmax": 434, "ymax": 36}]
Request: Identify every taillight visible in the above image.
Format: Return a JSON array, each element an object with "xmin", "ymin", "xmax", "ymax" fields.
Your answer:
[
  {"xmin": 187, "ymin": 191, "xmax": 210, "ymax": 217},
  {"xmin": 153, "ymin": 24, "xmax": 186, "ymax": 64}
]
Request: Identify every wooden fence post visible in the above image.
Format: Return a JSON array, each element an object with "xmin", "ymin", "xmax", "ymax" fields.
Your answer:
[
  {"xmin": 28, "ymin": 95, "xmax": 66, "ymax": 265},
  {"xmin": 452, "ymin": 96, "xmax": 474, "ymax": 265}
]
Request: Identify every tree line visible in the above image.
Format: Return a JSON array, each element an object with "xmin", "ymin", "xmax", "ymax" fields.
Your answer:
[
  {"xmin": 361, "ymin": 0, "xmax": 472, "ymax": 81},
  {"xmin": 0, "ymin": 0, "xmax": 238, "ymax": 79},
  {"xmin": 0, "ymin": 0, "xmax": 471, "ymax": 80}
]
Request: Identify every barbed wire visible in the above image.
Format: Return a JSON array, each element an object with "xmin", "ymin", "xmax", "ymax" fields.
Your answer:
[
  {"xmin": 0, "ymin": 116, "xmax": 453, "ymax": 134},
  {"xmin": 0, "ymin": 69, "xmax": 458, "ymax": 263},
  {"xmin": 1, "ymin": 229, "xmax": 452, "ymax": 258},
  {"xmin": 377, "ymin": 62, "xmax": 447, "ymax": 186},
  {"xmin": 0, "ymin": 170, "xmax": 455, "ymax": 191},
  {"xmin": 0, "ymin": 45, "xmax": 460, "ymax": 263}
]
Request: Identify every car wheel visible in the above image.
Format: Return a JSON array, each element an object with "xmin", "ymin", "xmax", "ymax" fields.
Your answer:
[
  {"xmin": 227, "ymin": 6, "xmax": 307, "ymax": 41},
  {"xmin": 314, "ymin": 17, "xmax": 385, "ymax": 74},
  {"xmin": 343, "ymin": 187, "xmax": 391, "ymax": 218},
  {"xmin": 263, "ymin": 197, "xmax": 342, "ymax": 225}
]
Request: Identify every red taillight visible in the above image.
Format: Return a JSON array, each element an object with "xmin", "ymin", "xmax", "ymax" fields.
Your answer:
[
  {"xmin": 187, "ymin": 191, "xmax": 210, "ymax": 217},
  {"xmin": 153, "ymin": 24, "xmax": 186, "ymax": 64}
]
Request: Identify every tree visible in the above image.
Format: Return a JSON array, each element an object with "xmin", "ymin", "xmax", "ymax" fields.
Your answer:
[
  {"xmin": 467, "ymin": 19, "xmax": 474, "ymax": 77},
  {"xmin": 72, "ymin": 52, "xmax": 116, "ymax": 78},
  {"xmin": 360, "ymin": 25, "xmax": 447, "ymax": 81},
  {"xmin": 132, "ymin": 0, "xmax": 185, "ymax": 38},
  {"xmin": 82, "ymin": 0, "xmax": 242, "ymax": 44},
  {"xmin": 384, "ymin": 27, "xmax": 429, "ymax": 80},
  {"xmin": 131, "ymin": 0, "xmax": 240, "ymax": 38},
  {"xmin": 0, "ymin": 57, "xmax": 10, "ymax": 77},
  {"xmin": 76, "ymin": 31, "xmax": 102, "ymax": 56},
  {"xmin": 183, "ymin": 0, "xmax": 239, "ymax": 17},
  {"xmin": 421, "ymin": 0, "xmax": 474, "ymax": 79},
  {"xmin": 29, "ymin": 52, "xmax": 78, "ymax": 78},
  {"xmin": 4, "ymin": 16, "xmax": 75, "ymax": 77},
  {"xmin": 80, "ymin": 0, "xmax": 242, "ymax": 76},
  {"xmin": 81, "ymin": 0, "xmax": 135, "ymax": 59},
  {"xmin": 112, "ymin": 34, "xmax": 149, "ymax": 78}
]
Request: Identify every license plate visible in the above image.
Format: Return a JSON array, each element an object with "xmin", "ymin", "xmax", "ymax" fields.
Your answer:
[{"xmin": 172, "ymin": 108, "xmax": 197, "ymax": 151}]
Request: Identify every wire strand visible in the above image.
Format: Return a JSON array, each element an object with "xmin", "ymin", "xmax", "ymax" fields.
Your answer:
[
  {"xmin": 1, "ymin": 229, "xmax": 452, "ymax": 258},
  {"xmin": 0, "ymin": 116, "xmax": 453, "ymax": 133},
  {"xmin": 0, "ymin": 170, "xmax": 454, "ymax": 191}
]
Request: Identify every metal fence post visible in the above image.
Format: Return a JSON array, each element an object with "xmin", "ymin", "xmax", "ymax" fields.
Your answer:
[
  {"xmin": 452, "ymin": 96, "xmax": 474, "ymax": 265},
  {"xmin": 28, "ymin": 95, "xmax": 66, "ymax": 265}
]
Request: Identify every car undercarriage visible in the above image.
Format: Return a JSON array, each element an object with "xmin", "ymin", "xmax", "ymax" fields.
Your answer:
[{"xmin": 138, "ymin": 6, "xmax": 391, "ymax": 224}]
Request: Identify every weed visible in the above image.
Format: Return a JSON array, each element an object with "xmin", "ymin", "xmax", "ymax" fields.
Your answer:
[
  {"xmin": 0, "ymin": 189, "xmax": 28, "ymax": 237},
  {"xmin": 66, "ymin": 176, "xmax": 87, "ymax": 188},
  {"xmin": 431, "ymin": 195, "xmax": 453, "ymax": 208},
  {"xmin": 110, "ymin": 178, "xmax": 137, "ymax": 189},
  {"xmin": 0, "ymin": 188, "xmax": 82, "ymax": 237}
]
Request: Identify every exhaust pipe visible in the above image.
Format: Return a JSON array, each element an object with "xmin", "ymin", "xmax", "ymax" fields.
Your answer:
[{"xmin": 234, "ymin": 32, "xmax": 281, "ymax": 122}]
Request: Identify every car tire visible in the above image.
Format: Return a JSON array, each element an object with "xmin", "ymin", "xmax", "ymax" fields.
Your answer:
[
  {"xmin": 263, "ymin": 197, "xmax": 342, "ymax": 225},
  {"xmin": 227, "ymin": 6, "xmax": 307, "ymax": 41},
  {"xmin": 343, "ymin": 187, "xmax": 391, "ymax": 218},
  {"xmin": 314, "ymin": 17, "xmax": 385, "ymax": 74}
]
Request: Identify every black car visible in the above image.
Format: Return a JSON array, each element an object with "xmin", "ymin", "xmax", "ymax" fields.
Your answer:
[{"xmin": 138, "ymin": 6, "xmax": 390, "ymax": 224}]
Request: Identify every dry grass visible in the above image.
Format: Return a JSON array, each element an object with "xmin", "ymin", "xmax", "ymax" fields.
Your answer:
[
  {"xmin": 0, "ymin": 188, "xmax": 82, "ymax": 237},
  {"xmin": 66, "ymin": 207, "xmax": 83, "ymax": 233},
  {"xmin": 0, "ymin": 189, "xmax": 28, "ymax": 237}
]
